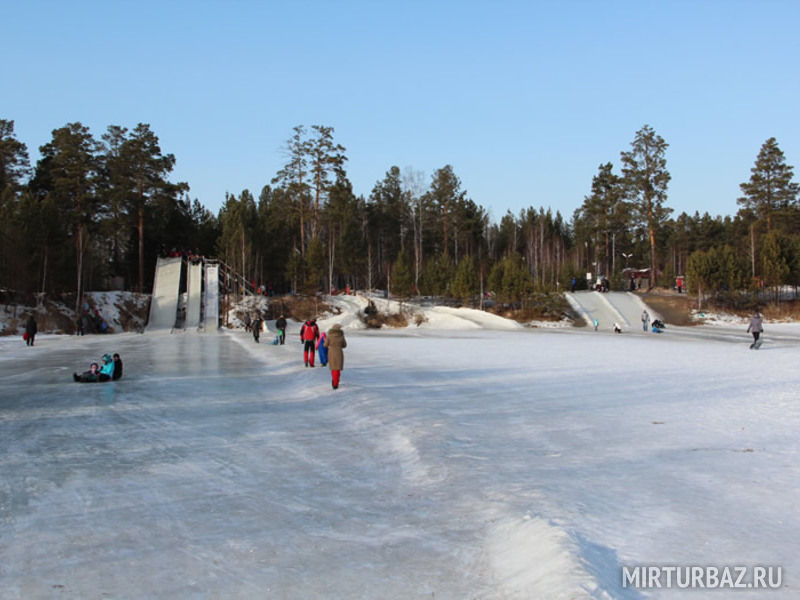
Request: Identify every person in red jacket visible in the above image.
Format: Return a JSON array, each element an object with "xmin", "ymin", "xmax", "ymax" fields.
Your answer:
[{"xmin": 300, "ymin": 318, "xmax": 320, "ymax": 367}]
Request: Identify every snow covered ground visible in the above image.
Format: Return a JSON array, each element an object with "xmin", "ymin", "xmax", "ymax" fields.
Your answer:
[{"xmin": 1, "ymin": 297, "xmax": 798, "ymax": 598}]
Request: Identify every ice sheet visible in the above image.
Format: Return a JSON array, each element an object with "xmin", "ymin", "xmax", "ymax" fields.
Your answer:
[{"xmin": 1, "ymin": 314, "xmax": 798, "ymax": 598}]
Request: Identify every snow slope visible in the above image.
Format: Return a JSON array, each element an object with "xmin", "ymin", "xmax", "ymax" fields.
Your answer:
[{"xmin": 0, "ymin": 299, "xmax": 798, "ymax": 598}]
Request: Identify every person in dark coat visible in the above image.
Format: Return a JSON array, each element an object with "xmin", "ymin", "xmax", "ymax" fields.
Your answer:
[
  {"xmin": 25, "ymin": 315, "xmax": 37, "ymax": 346},
  {"xmin": 252, "ymin": 315, "xmax": 262, "ymax": 343},
  {"xmin": 324, "ymin": 323, "xmax": 347, "ymax": 389},
  {"xmin": 80, "ymin": 313, "xmax": 92, "ymax": 334},
  {"xmin": 112, "ymin": 353, "xmax": 123, "ymax": 380},
  {"xmin": 275, "ymin": 315, "xmax": 287, "ymax": 345},
  {"xmin": 74, "ymin": 362, "xmax": 101, "ymax": 383}
]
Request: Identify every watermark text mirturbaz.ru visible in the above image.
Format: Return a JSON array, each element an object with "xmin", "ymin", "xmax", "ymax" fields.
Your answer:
[{"xmin": 622, "ymin": 565, "xmax": 783, "ymax": 590}]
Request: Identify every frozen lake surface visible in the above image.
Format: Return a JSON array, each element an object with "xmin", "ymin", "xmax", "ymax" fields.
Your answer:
[{"xmin": 1, "ymin": 315, "xmax": 799, "ymax": 598}]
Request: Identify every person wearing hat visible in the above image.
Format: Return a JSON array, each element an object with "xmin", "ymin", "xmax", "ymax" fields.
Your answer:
[
  {"xmin": 747, "ymin": 311, "xmax": 764, "ymax": 349},
  {"xmin": 112, "ymin": 353, "xmax": 123, "ymax": 380},
  {"xmin": 323, "ymin": 323, "xmax": 347, "ymax": 389},
  {"xmin": 98, "ymin": 353, "xmax": 115, "ymax": 382},
  {"xmin": 300, "ymin": 318, "xmax": 320, "ymax": 367}
]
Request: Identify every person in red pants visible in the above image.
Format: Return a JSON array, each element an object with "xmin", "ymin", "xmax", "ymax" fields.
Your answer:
[
  {"xmin": 299, "ymin": 318, "xmax": 320, "ymax": 367},
  {"xmin": 324, "ymin": 323, "xmax": 347, "ymax": 389}
]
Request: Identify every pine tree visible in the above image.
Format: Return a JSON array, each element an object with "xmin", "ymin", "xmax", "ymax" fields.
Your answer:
[
  {"xmin": 451, "ymin": 255, "xmax": 478, "ymax": 303},
  {"xmin": 0, "ymin": 119, "xmax": 30, "ymax": 194},
  {"xmin": 273, "ymin": 126, "xmax": 311, "ymax": 256},
  {"xmin": 0, "ymin": 119, "xmax": 31, "ymax": 287},
  {"xmin": 308, "ymin": 125, "xmax": 347, "ymax": 240},
  {"xmin": 620, "ymin": 125, "xmax": 672, "ymax": 287},
  {"xmin": 33, "ymin": 122, "xmax": 102, "ymax": 311},
  {"xmin": 574, "ymin": 163, "xmax": 628, "ymax": 278},
  {"xmin": 105, "ymin": 123, "xmax": 186, "ymax": 292},
  {"xmin": 304, "ymin": 237, "xmax": 325, "ymax": 293},
  {"xmin": 738, "ymin": 137, "xmax": 799, "ymax": 231},
  {"xmin": 391, "ymin": 247, "xmax": 414, "ymax": 298},
  {"xmin": 760, "ymin": 231, "xmax": 793, "ymax": 301}
]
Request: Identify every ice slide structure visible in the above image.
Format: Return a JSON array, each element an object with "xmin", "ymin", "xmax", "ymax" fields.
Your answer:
[
  {"xmin": 146, "ymin": 258, "xmax": 223, "ymax": 332},
  {"xmin": 147, "ymin": 257, "xmax": 183, "ymax": 331},
  {"xmin": 565, "ymin": 291, "xmax": 662, "ymax": 332}
]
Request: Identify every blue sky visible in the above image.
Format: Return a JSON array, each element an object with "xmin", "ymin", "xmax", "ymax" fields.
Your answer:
[{"xmin": 4, "ymin": 0, "xmax": 799, "ymax": 221}]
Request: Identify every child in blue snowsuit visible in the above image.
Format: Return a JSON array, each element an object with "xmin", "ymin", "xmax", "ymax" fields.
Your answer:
[{"xmin": 316, "ymin": 332, "xmax": 328, "ymax": 366}]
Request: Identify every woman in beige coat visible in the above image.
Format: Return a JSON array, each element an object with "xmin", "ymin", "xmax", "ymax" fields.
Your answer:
[{"xmin": 323, "ymin": 323, "xmax": 347, "ymax": 389}]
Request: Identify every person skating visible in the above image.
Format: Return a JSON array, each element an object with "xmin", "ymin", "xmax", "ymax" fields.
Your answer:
[
  {"xmin": 300, "ymin": 318, "xmax": 320, "ymax": 367},
  {"xmin": 252, "ymin": 314, "xmax": 262, "ymax": 343},
  {"xmin": 275, "ymin": 315, "xmax": 287, "ymax": 345},
  {"xmin": 25, "ymin": 315, "xmax": 37, "ymax": 346},
  {"xmin": 641, "ymin": 310, "xmax": 650, "ymax": 332},
  {"xmin": 324, "ymin": 323, "xmax": 347, "ymax": 389},
  {"xmin": 747, "ymin": 311, "xmax": 764, "ymax": 349}
]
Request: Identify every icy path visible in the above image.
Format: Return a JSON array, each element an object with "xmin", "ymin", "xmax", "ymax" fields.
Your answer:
[{"xmin": 1, "ymin": 328, "xmax": 799, "ymax": 598}]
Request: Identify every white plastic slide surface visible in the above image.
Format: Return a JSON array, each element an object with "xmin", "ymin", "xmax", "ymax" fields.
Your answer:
[
  {"xmin": 203, "ymin": 264, "xmax": 219, "ymax": 330},
  {"xmin": 566, "ymin": 291, "xmax": 615, "ymax": 329},
  {"xmin": 185, "ymin": 262, "xmax": 202, "ymax": 329},
  {"xmin": 604, "ymin": 291, "xmax": 662, "ymax": 328},
  {"xmin": 566, "ymin": 291, "xmax": 658, "ymax": 332},
  {"xmin": 147, "ymin": 257, "xmax": 182, "ymax": 330}
]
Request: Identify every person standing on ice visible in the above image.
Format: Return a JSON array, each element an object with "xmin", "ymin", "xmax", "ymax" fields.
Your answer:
[
  {"xmin": 25, "ymin": 314, "xmax": 37, "ymax": 346},
  {"xmin": 243, "ymin": 312, "xmax": 251, "ymax": 333},
  {"xmin": 275, "ymin": 314, "xmax": 287, "ymax": 345},
  {"xmin": 747, "ymin": 311, "xmax": 763, "ymax": 348},
  {"xmin": 324, "ymin": 323, "xmax": 347, "ymax": 389},
  {"xmin": 316, "ymin": 330, "xmax": 328, "ymax": 366},
  {"xmin": 252, "ymin": 314, "xmax": 262, "ymax": 343},
  {"xmin": 641, "ymin": 310, "xmax": 650, "ymax": 332},
  {"xmin": 300, "ymin": 318, "xmax": 319, "ymax": 367}
]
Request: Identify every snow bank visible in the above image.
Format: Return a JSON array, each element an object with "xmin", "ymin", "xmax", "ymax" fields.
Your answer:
[
  {"xmin": 485, "ymin": 516, "xmax": 603, "ymax": 599},
  {"xmin": 321, "ymin": 294, "xmax": 526, "ymax": 332}
]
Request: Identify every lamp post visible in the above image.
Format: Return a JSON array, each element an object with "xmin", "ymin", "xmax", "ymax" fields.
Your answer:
[
  {"xmin": 621, "ymin": 252, "xmax": 633, "ymax": 268},
  {"xmin": 622, "ymin": 252, "xmax": 634, "ymax": 291}
]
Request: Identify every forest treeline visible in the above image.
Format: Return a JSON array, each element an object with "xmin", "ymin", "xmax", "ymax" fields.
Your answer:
[{"xmin": 1, "ymin": 118, "xmax": 799, "ymax": 310}]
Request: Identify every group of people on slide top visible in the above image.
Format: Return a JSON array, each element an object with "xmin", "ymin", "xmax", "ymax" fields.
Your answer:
[
  {"xmin": 73, "ymin": 353, "xmax": 123, "ymax": 383},
  {"xmin": 299, "ymin": 317, "xmax": 347, "ymax": 389}
]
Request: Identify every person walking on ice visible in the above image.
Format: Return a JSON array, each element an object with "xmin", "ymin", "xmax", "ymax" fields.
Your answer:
[
  {"xmin": 316, "ymin": 329, "xmax": 328, "ymax": 367},
  {"xmin": 747, "ymin": 311, "xmax": 764, "ymax": 349},
  {"xmin": 275, "ymin": 314, "xmax": 287, "ymax": 345},
  {"xmin": 324, "ymin": 323, "xmax": 347, "ymax": 389},
  {"xmin": 25, "ymin": 314, "xmax": 37, "ymax": 346},
  {"xmin": 641, "ymin": 310, "xmax": 650, "ymax": 332},
  {"xmin": 300, "ymin": 318, "xmax": 319, "ymax": 367}
]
